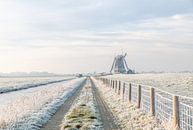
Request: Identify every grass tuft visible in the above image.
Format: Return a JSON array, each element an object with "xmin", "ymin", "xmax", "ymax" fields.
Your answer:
[{"xmin": 62, "ymin": 104, "xmax": 97, "ymax": 130}]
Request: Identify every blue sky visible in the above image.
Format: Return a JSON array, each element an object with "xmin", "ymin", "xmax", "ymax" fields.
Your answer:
[{"xmin": 0, "ymin": 0, "xmax": 193, "ymax": 73}]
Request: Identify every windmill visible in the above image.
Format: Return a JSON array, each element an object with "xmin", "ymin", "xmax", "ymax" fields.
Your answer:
[{"xmin": 110, "ymin": 53, "xmax": 135, "ymax": 74}]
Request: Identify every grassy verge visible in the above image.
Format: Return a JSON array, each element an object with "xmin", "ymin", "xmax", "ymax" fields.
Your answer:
[{"xmin": 61, "ymin": 104, "xmax": 97, "ymax": 130}]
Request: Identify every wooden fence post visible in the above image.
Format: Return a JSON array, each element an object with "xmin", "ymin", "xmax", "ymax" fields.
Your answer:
[
  {"xmin": 129, "ymin": 83, "xmax": 132, "ymax": 102},
  {"xmin": 137, "ymin": 85, "xmax": 141, "ymax": 108},
  {"xmin": 113, "ymin": 80, "xmax": 115, "ymax": 91},
  {"xmin": 150, "ymin": 88, "xmax": 155, "ymax": 116},
  {"xmin": 113, "ymin": 80, "xmax": 114, "ymax": 89},
  {"xmin": 173, "ymin": 95, "xmax": 180, "ymax": 129},
  {"xmin": 115, "ymin": 80, "xmax": 117, "ymax": 93},
  {"xmin": 117, "ymin": 81, "xmax": 119, "ymax": 94},
  {"xmin": 118, "ymin": 81, "xmax": 121, "ymax": 95},
  {"xmin": 111, "ymin": 80, "xmax": 113, "ymax": 88},
  {"xmin": 107, "ymin": 79, "xmax": 108, "ymax": 86},
  {"xmin": 122, "ymin": 83, "xmax": 126, "ymax": 100}
]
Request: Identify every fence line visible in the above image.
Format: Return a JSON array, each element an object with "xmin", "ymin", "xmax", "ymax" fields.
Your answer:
[{"xmin": 96, "ymin": 77, "xmax": 193, "ymax": 130}]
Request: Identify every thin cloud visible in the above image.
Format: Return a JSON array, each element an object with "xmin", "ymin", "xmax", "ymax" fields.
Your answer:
[{"xmin": 0, "ymin": 0, "xmax": 193, "ymax": 73}]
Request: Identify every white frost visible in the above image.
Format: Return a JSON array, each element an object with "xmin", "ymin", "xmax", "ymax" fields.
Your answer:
[
  {"xmin": 92, "ymin": 78, "xmax": 164, "ymax": 130},
  {"xmin": 0, "ymin": 78, "xmax": 85, "ymax": 130},
  {"xmin": 105, "ymin": 73, "xmax": 193, "ymax": 97}
]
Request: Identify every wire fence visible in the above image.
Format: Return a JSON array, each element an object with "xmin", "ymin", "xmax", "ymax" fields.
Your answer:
[
  {"xmin": 131, "ymin": 84, "xmax": 138, "ymax": 104},
  {"xmin": 97, "ymin": 77, "xmax": 193, "ymax": 130},
  {"xmin": 179, "ymin": 97, "xmax": 193, "ymax": 130},
  {"xmin": 141, "ymin": 86, "xmax": 150, "ymax": 113},
  {"xmin": 123, "ymin": 82, "xmax": 130, "ymax": 101},
  {"xmin": 154, "ymin": 91, "xmax": 173, "ymax": 123}
]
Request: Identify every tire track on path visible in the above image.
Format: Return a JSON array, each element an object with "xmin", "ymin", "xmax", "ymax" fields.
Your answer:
[
  {"xmin": 91, "ymin": 78, "xmax": 121, "ymax": 130},
  {"xmin": 40, "ymin": 79, "xmax": 87, "ymax": 130}
]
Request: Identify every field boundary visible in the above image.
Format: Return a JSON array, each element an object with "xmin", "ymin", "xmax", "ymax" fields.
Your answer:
[
  {"xmin": 0, "ymin": 78, "xmax": 75, "ymax": 94},
  {"xmin": 96, "ymin": 77, "xmax": 193, "ymax": 130}
]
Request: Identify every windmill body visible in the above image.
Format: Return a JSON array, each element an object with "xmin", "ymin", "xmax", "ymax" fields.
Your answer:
[{"xmin": 110, "ymin": 53, "xmax": 135, "ymax": 74}]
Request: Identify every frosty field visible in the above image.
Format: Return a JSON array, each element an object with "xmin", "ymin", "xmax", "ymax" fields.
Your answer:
[
  {"xmin": 0, "ymin": 77, "xmax": 85, "ymax": 130},
  {"xmin": 105, "ymin": 73, "xmax": 193, "ymax": 97},
  {"xmin": 0, "ymin": 76, "xmax": 74, "ymax": 93}
]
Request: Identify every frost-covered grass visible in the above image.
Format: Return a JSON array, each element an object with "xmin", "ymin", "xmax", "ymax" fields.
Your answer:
[
  {"xmin": 0, "ymin": 76, "xmax": 75, "ymax": 93},
  {"xmin": 92, "ymin": 78, "xmax": 165, "ymax": 130},
  {"xmin": 0, "ymin": 78, "xmax": 85, "ymax": 130},
  {"xmin": 105, "ymin": 73, "xmax": 193, "ymax": 97},
  {"xmin": 61, "ymin": 79, "xmax": 103, "ymax": 130},
  {"xmin": 62, "ymin": 104, "xmax": 96, "ymax": 130}
]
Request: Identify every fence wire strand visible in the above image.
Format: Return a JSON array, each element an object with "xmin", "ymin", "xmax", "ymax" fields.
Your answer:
[
  {"xmin": 179, "ymin": 98, "xmax": 193, "ymax": 130},
  {"xmin": 141, "ymin": 86, "xmax": 150, "ymax": 113},
  {"xmin": 131, "ymin": 84, "xmax": 138, "ymax": 104},
  {"xmin": 155, "ymin": 92, "xmax": 173, "ymax": 123},
  {"xmin": 124, "ymin": 83, "xmax": 129, "ymax": 101}
]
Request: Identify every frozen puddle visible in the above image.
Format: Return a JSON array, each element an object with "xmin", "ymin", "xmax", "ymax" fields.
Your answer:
[{"xmin": 0, "ymin": 78, "xmax": 85, "ymax": 130}]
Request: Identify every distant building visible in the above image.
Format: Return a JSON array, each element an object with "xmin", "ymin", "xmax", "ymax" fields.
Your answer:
[
  {"xmin": 110, "ymin": 53, "xmax": 135, "ymax": 74},
  {"xmin": 77, "ymin": 74, "xmax": 83, "ymax": 77}
]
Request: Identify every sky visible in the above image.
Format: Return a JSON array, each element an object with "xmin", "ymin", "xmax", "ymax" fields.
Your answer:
[{"xmin": 0, "ymin": 0, "xmax": 193, "ymax": 74}]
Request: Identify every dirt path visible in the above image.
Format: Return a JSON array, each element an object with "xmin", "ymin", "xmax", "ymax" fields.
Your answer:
[
  {"xmin": 40, "ymin": 79, "xmax": 87, "ymax": 130},
  {"xmin": 91, "ymin": 79, "xmax": 120, "ymax": 130}
]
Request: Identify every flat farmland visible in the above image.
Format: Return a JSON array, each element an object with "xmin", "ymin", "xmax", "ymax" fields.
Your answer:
[{"xmin": 105, "ymin": 73, "xmax": 193, "ymax": 97}]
